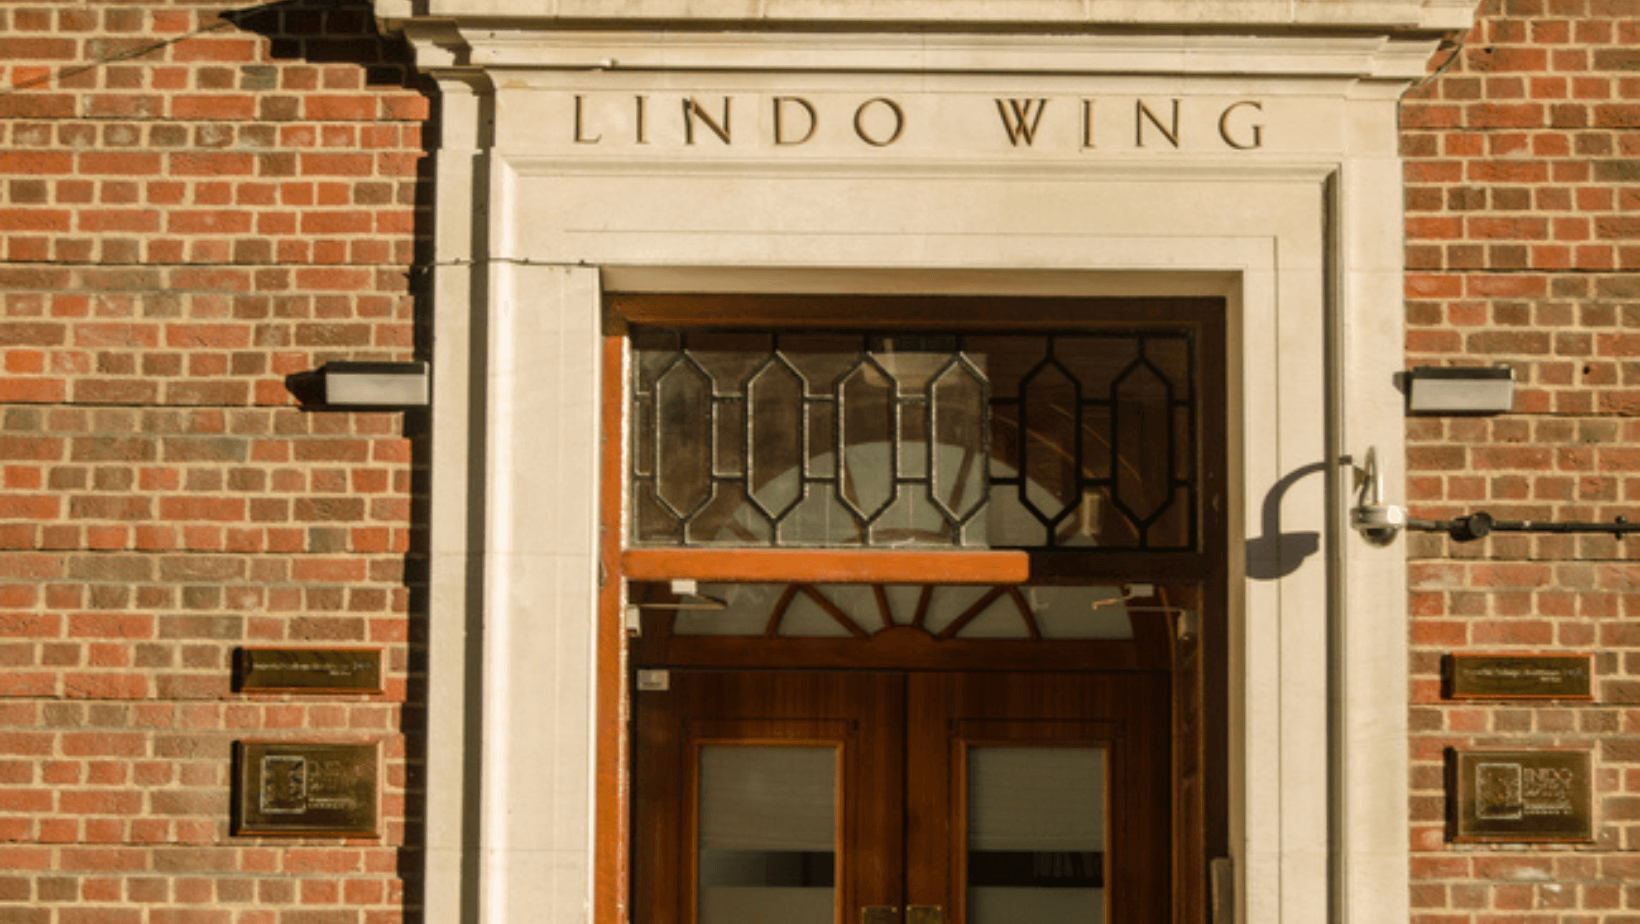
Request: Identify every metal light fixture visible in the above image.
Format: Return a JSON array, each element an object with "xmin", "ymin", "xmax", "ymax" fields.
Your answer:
[
  {"xmin": 319, "ymin": 361, "xmax": 430, "ymax": 408},
  {"xmin": 1406, "ymin": 366, "xmax": 1514, "ymax": 415},
  {"xmin": 1351, "ymin": 447, "xmax": 1404, "ymax": 546}
]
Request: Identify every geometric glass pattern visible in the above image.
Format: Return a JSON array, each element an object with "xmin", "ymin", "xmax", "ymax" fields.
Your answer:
[{"xmin": 630, "ymin": 329, "xmax": 1196, "ymax": 549}]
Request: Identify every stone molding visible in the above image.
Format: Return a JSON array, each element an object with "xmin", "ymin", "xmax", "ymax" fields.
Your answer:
[
  {"xmin": 382, "ymin": 3, "xmax": 1484, "ymax": 924},
  {"xmin": 377, "ymin": 0, "xmax": 1477, "ymax": 34}
]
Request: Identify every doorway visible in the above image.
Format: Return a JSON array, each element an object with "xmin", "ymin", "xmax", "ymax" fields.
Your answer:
[
  {"xmin": 634, "ymin": 669, "xmax": 1168, "ymax": 924},
  {"xmin": 604, "ymin": 295, "xmax": 1227, "ymax": 924}
]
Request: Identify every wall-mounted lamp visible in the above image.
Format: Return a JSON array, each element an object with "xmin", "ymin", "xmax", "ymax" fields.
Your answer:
[
  {"xmin": 319, "ymin": 361, "xmax": 430, "ymax": 408},
  {"xmin": 1406, "ymin": 366, "xmax": 1514, "ymax": 415}
]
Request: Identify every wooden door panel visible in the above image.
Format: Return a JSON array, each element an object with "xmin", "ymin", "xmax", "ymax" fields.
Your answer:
[
  {"xmin": 634, "ymin": 670, "xmax": 1168, "ymax": 924},
  {"xmin": 906, "ymin": 672, "xmax": 1171, "ymax": 924},
  {"xmin": 633, "ymin": 671, "xmax": 904, "ymax": 924}
]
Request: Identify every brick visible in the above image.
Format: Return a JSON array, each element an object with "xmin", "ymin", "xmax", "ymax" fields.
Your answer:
[
  {"xmin": 1468, "ymin": 217, "xmax": 1548, "ymax": 240},
  {"xmin": 166, "ymin": 210, "xmax": 254, "ymax": 235},
  {"xmin": 169, "ymin": 96, "xmax": 257, "ymax": 121},
  {"xmin": 77, "ymin": 153, "xmax": 164, "ymax": 176},
  {"xmin": 70, "ymin": 438, "xmax": 156, "ymax": 463},
  {"xmin": 0, "ymin": 209, "xmax": 72, "ymax": 232},
  {"xmin": 171, "ymin": 37, "xmax": 259, "ymax": 63},
  {"xmin": 0, "ymin": 37, "xmax": 77, "ymax": 58},
  {"xmin": 304, "ymin": 95, "xmax": 378, "ymax": 120},
  {"xmin": 1467, "ymin": 103, "xmax": 1545, "ymax": 129},
  {"xmin": 298, "ymin": 153, "xmax": 374, "ymax": 176}
]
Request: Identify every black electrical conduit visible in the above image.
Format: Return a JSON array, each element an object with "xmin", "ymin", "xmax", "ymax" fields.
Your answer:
[{"xmin": 1406, "ymin": 512, "xmax": 1640, "ymax": 542}]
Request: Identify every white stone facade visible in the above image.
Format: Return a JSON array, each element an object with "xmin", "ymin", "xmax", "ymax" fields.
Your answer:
[{"xmin": 376, "ymin": 3, "xmax": 1481, "ymax": 921}]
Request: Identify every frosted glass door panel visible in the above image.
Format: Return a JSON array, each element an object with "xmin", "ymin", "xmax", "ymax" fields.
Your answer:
[
  {"xmin": 698, "ymin": 745, "xmax": 837, "ymax": 924},
  {"xmin": 967, "ymin": 747, "xmax": 1106, "ymax": 924}
]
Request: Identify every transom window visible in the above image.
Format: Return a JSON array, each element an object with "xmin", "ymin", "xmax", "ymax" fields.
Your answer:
[{"xmin": 629, "ymin": 329, "xmax": 1198, "ymax": 550}]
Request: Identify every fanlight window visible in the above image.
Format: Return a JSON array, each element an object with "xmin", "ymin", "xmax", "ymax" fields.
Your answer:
[{"xmin": 629, "ymin": 329, "xmax": 1197, "ymax": 550}]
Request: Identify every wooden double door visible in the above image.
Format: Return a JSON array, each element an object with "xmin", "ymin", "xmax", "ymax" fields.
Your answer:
[{"xmin": 633, "ymin": 669, "xmax": 1169, "ymax": 924}]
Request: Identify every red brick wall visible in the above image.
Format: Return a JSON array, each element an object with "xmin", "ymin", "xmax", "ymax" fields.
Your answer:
[
  {"xmin": 1403, "ymin": 0, "xmax": 1640, "ymax": 918},
  {"xmin": 8, "ymin": 0, "xmax": 1638, "ymax": 919},
  {"xmin": 0, "ymin": 1, "xmax": 428, "ymax": 921}
]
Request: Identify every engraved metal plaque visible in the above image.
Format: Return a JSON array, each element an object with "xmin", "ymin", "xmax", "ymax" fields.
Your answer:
[
  {"xmin": 1449, "ymin": 749, "xmax": 1592, "ymax": 842},
  {"xmin": 1446, "ymin": 653, "xmax": 1592, "ymax": 700},
  {"xmin": 237, "ymin": 647, "xmax": 383, "ymax": 694},
  {"xmin": 235, "ymin": 741, "xmax": 380, "ymax": 837}
]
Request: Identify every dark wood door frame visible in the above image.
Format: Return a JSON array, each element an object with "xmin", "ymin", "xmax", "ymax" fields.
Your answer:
[{"xmin": 596, "ymin": 295, "xmax": 1229, "ymax": 924}]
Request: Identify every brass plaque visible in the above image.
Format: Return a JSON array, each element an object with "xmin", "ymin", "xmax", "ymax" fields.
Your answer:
[
  {"xmin": 1449, "ymin": 749, "xmax": 1592, "ymax": 843},
  {"xmin": 237, "ymin": 647, "xmax": 383, "ymax": 694},
  {"xmin": 1446, "ymin": 653, "xmax": 1592, "ymax": 700},
  {"xmin": 235, "ymin": 741, "xmax": 380, "ymax": 837}
]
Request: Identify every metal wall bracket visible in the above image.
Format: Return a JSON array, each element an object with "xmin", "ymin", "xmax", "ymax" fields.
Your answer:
[{"xmin": 1408, "ymin": 511, "xmax": 1639, "ymax": 542}]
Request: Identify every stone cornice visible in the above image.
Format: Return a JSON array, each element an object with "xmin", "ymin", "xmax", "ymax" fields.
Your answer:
[
  {"xmin": 375, "ymin": 0, "xmax": 1479, "ymax": 37},
  {"xmin": 391, "ymin": 24, "xmax": 1455, "ymax": 86}
]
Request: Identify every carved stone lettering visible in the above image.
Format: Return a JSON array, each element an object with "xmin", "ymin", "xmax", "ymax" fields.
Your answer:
[
  {"xmin": 565, "ymin": 93, "xmax": 1269, "ymax": 153},
  {"xmin": 774, "ymin": 96, "xmax": 818, "ymax": 145},
  {"xmin": 996, "ymin": 98, "xmax": 1050, "ymax": 146},
  {"xmin": 1218, "ymin": 100, "xmax": 1265, "ymax": 150},
  {"xmin": 852, "ymin": 97, "xmax": 905, "ymax": 147},
  {"xmin": 683, "ymin": 97, "xmax": 732, "ymax": 145},
  {"xmin": 573, "ymin": 94, "xmax": 600, "ymax": 144},
  {"xmin": 1136, "ymin": 99, "xmax": 1180, "ymax": 148}
]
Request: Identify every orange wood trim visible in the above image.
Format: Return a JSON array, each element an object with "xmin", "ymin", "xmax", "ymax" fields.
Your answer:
[
  {"xmin": 594, "ymin": 331, "xmax": 628, "ymax": 924},
  {"xmin": 620, "ymin": 548, "xmax": 1030, "ymax": 584},
  {"xmin": 607, "ymin": 294, "xmax": 1225, "ymax": 331}
]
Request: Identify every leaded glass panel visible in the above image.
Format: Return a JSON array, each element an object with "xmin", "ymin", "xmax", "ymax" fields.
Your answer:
[{"xmin": 629, "ymin": 330, "xmax": 1197, "ymax": 550}]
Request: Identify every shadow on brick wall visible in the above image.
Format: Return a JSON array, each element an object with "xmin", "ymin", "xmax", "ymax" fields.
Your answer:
[{"xmin": 219, "ymin": 3, "xmax": 441, "ymax": 921}]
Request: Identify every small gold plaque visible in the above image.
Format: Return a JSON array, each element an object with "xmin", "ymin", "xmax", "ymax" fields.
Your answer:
[
  {"xmin": 237, "ymin": 647, "xmax": 383, "ymax": 694},
  {"xmin": 1449, "ymin": 748, "xmax": 1593, "ymax": 843},
  {"xmin": 1446, "ymin": 653, "xmax": 1592, "ymax": 700},
  {"xmin": 235, "ymin": 741, "xmax": 380, "ymax": 837}
]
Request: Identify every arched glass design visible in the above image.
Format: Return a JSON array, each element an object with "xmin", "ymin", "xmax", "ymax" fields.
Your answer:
[{"xmin": 630, "ymin": 329, "xmax": 1197, "ymax": 550}]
